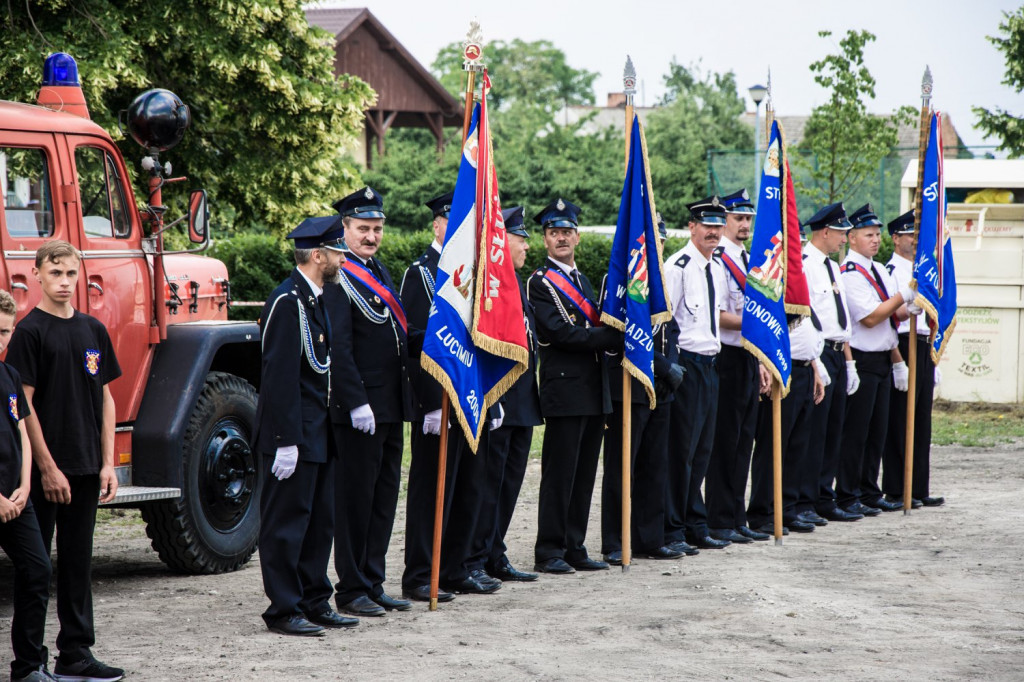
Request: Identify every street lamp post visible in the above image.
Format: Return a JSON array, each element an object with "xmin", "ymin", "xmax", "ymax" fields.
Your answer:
[{"xmin": 749, "ymin": 83, "xmax": 768, "ymax": 201}]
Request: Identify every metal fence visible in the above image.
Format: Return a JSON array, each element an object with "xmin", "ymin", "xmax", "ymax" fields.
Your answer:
[{"xmin": 707, "ymin": 146, "xmax": 1002, "ymax": 226}]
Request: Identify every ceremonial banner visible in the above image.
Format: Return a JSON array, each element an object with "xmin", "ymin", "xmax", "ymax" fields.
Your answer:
[
  {"xmin": 600, "ymin": 115, "xmax": 671, "ymax": 408},
  {"xmin": 913, "ymin": 111, "xmax": 958, "ymax": 362},
  {"xmin": 421, "ymin": 90, "xmax": 527, "ymax": 452},
  {"xmin": 742, "ymin": 119, "xmax": 794, "ymax": 393}
]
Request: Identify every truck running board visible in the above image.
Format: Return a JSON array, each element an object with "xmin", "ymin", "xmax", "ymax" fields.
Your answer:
[{"xmin": 100, "ymin": 486, "xmax": 181, "ymax": 506}]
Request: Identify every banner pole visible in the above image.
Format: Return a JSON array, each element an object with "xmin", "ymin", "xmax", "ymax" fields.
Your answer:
[
  {"xmin": 430, "ymin": 26, "xmax": 484, "ymax": 611},
  {"xmin": 904, "ymin": 67, "xmax": 933, "ymax": 516},
  {"xmin": 620, "ymin": 56, "xmax": 637, "ymax": 572},
  {"xmin": 772, "ymin": 379, "xmax": 783, "ymax": 545}
]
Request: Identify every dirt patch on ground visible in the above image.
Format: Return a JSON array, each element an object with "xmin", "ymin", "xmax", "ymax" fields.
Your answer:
[{"xmin": 2, "ymin": 443, "xmax": 1023, "ymax": 680}]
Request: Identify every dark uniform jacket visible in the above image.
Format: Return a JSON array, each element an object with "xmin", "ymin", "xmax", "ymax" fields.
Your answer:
[
  {"xmin": 324, "ymin": 255, "xmax": 415, "ymax": 425},
  {"xmin": 599, "ymin": 274, "xmax": 680, "ymax": 406},
  {"xmin": 253, "ymin": 269, "xmax": 332, "ymax": 462},
  {"xmin": 500, "ymin": 277, "xmax": 544, "ymax": 427},
  {"xmin": 400, "ymin": 246, "xmax": 443, "ymax": 418},
  {"xmin": 527, "ymin": 258, "xmax": 619, "ymax": 417}
]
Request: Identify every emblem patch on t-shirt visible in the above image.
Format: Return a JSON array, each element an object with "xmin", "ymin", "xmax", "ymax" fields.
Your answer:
[
  {"xmin": 84, "ymin": 349, "xmax": 101, "ymax": 376},
  {"xmin": 8, "ymin": 394, "xmax": 17, "ymax": 421}
]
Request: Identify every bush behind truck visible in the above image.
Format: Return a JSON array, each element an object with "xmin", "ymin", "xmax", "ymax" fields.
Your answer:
[{"xmin": 0, "ymin": 53, "xmax": 262, "ymax": 574}]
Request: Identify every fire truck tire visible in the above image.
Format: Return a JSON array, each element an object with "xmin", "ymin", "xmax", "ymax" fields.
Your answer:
[{"xmin": 141, "ymin": 372, "xmax": 261, "ymax": 574}]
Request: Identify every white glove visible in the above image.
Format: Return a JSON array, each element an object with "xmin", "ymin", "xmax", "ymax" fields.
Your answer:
[
  {"xmin": 893, "ymin": 361, "xmax": 909, "ymax": 392},
  {"xmin": 846, "ymin": 360, "xmax": 860, "ymax": 395},
  {"xmin": 271, "ymin": 445, "xmax": 299, "ymax": 480},
  {"xmin": 898, "ymin": 283, "xmax": 915, "ymax": 303},
  {"xmin": 350, "ymin": 404, "xmax": 376, "ymax": 435},
  {"xmin": 934, "ymin": 366, "xmax": 942, "ymax": 386},
  {"xmin": 813, "ymin": 358, "xmax": 832, "ymax": 388},
  {"xmin": 907, "ymin": 301, "xmax": 923, "ymax": 316},
  {"xmin": 489, "ymin": 404, "xmax": 505, "ymax": 431},
  {"xmin": 423, "ymin": 409, "xmax": 442, "ymax": 436}
]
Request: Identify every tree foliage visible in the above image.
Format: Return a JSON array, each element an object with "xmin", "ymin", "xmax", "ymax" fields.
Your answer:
[
  {"xmin": 645, "ymin": 61, "xmax": 751, "ymax": 227},
  {"xmin": 973, "ymin": 8, "xmax": 1024, "ymax": 157},
  {"xmin": 0, "ymin": 0, "xmax": 374, "ymax": 233},
  {"xmin": 795, "ymin": 30, "xmax": 914, "ymax": 207}
]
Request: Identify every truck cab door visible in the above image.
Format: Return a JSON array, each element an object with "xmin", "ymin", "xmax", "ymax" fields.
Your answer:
[
  {"xmin": 63, "ymin": 134, "xmax": 153, "ymax": 423},
  {"xmin": 0, "ymin": 134, "xmax": 80, "ymax": 318}
]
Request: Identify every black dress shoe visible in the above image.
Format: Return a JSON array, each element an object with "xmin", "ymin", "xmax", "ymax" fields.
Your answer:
[
  {"xmin": 819, "ymin": 506, "xmax": 863, "ymax": 522},
  {"xmin": 690, "ymin": 535, "xmax": 731, "ymax": 549},
  {"xmin": 783, "ymin": 517, "xmax": 815, "ymax": 533},
  {"xmin": 666, "ymin": 540, "xmax": 700, "ymax": 556},
  {"xmin": 921, "ymin": 496, "xmax": 945, "ymax": 507},
  {"xmin": 797, "ymin": 510, "xmax": 828, "ymax": 526},
  {"xmin": 568, "ymin": 556, "xmax": 610, "ymax": 571},
  {"xmin": 636, "ymin": 545, "xmax": 684, "ymax": 560},
  {"xmin": 469, "ymin": 568, "xmax": 502, "ymax": 588},
  {"xmin": 602, "ymin": 550, "xmax": 623, "ymax": 566},
  {"xmin": 754, "ymin": 522, "xmax": 790, "ymax": 536},
  {"xmin": 735, "ymin": 526, "xmax": 771, "ymax": 541},
  {"xmin": 266, "ymin": 615, "xmax": 326, "ymax": 637},
  {"xmin": 710, "ymin": 528, "xmax": 752, "ymax": 544},
  {"xmin": 339, "ymin": 595, "xmax": 386, "ymax": 617},
  {"xmin": 442, "ymin": 574, "xmax": 501, "ymax": 595},
  {"xmin": 845, "ymin": 502, "xmax": 881, "ymax": 517},
  {"xmin": 487, "ymin": 560, "xmax": 538, "ymax": 582},
  {"xmin": 534, "ymin": 557, "xmax": 575, "ymax": 574},
  {"xmin": 865, "ymin": 497, "xmax": 902, "ymax": 512},
  {"xmin": 372, "ymin": 592, "xmax": 412, "ymax": 611},
  {"xmin": 306, "ymin": 608, "xmax": 359, "ymax": 628},
  {"xmin": 402, "ymin": 585, "xmax": 455, "ymax": 602},
  {"xmin": 885, "ymin": 495, "xmax": 923, "ymax": 509}
]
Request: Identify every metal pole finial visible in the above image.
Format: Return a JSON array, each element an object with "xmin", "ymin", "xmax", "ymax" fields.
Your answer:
[
  {"xmin": 623, "ymin": 56, "xmax": 637, "ymax": 97},
  {"xmin": 921, "ymin": 65, "xmax": 933, "ymax": 102},
  {"xmin": 462, "ymin": 20, "xmax": 484, "ymax": 72}
]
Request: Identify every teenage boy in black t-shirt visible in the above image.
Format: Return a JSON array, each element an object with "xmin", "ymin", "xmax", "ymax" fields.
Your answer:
[
  {"xmin": 0, "ymin": 289, "xmax": 54, "ymax": 682},
  {"xmin": 5, "ymin": 240, "xmax": 124, "ymax": 682}
]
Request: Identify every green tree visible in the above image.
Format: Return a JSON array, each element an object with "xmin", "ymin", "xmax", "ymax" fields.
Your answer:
[
  {"xmin": 796, "ymin": 30, "xmax": 914, "ymax": 206},
  {"xmin": 973, "ymin": 8, "xmax": 1024, "ymax": 157},
  {"xmin": 645, "ymin": 61, "xmax": 750, "ymax": 227},
  {"xmin": 0, "ymin": 1, "xmax": 374, "ymax": 232},
  {"xmin": 432, "ymin": 39, "xmax": 598, "ymax": 114}
]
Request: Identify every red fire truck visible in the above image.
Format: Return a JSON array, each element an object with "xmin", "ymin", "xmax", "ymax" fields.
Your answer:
[{"xmin": 0, "ymin": 53, "xmax": 262, "ymax": 574}]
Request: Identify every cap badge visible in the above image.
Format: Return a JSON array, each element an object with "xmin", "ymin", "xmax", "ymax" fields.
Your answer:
[
  {"xmin": 711, "ymin": 196, "xmax": 720, "ymax": 207},
  {"xmin": 740, "ymin": 189, "xmax": 749, "ymax": 200},
  {"xmin": 363, "ymin": 187, "xmax": 373, "ymax": 200},
  {"xmin": 556, "ymin": 198, "xmax": 566, "ymax": 211}
]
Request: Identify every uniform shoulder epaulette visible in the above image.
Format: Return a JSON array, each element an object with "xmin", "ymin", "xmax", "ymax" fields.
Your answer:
[
  {"xmin": 843, "ymin": 262, "xmax": 856, "ymax": 272},
  {"xmin": 801, "ymin": 253, "xmax": 809, "ymax": 261},
  {"xmin": 885, "ymin": 263, "xmax": 895, "ymax": 275},
  {"xmin": 675, "ymin": 254, "xmax": 691, "ymax": 269},
  {"xmin": 712, "ymin": 246, "xmax": 724, "ymax": 259}
]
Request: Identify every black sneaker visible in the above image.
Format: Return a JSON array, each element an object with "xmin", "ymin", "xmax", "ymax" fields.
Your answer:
[{"xmin": 53, "ymin": 657, "xmax": 124, "ymax": 682}]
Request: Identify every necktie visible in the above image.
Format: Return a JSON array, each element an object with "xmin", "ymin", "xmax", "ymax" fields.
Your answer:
[
  {"xmin": 570, "ymin": 269, "xmax": 582, "ymax": 290},
  {"xmin": 824, "ymin": 258, "xmax": 848, "ymax": 330},
  {"xmin": 810, "ymin": 307, "xmax": 823, "ymax": 331},
  {"xmin": 741, "ymin": 250, "xmax": 749, "ymax": 270},
  {"xmin": 705, "ymin": 263, "xmax": 717, "ymax": 336}
]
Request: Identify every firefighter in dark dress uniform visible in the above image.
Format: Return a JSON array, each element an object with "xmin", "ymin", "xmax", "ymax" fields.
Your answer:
[
  {"xmin": 255, "ymin": 216, "xmax": 357, "ymax": 636},
  {"xmin": 528, "ymin": 198, "xmax": 621, "ymax": 574},
  {"xmin": 324, "ymin": 187, "xmax": 416, "ymax": 618}
]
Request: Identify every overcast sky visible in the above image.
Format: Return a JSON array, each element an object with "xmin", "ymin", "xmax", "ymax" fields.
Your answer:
[{"xmin": 311, "ymin": 0, "xmax": 1023, "ymax": 149}]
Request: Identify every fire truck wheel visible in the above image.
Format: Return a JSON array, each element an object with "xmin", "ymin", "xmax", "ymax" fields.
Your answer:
[{"xmin": 142, "ymin": 372, "xmax": 260, "ymax": 574}]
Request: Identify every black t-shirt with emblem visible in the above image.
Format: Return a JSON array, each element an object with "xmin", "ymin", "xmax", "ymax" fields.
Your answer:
[
  {"xmin": 0, "ymin": 362, "xmax": 29, "ymax": 498},
  {"xmin": 5, "ymin": 308, "xmax": 121, "ymax": 475}
]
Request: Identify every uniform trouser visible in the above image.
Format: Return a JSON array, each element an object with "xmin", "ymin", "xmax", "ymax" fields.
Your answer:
[
  {"xmin": 706, "ymin": 345, "xmax": 760, "ymax": 530},
  {"xmin": 665, "ymin": 354, "xmax": 719, "ymax": 544},
  {"xmin": 259, "ymin": 456, "xmax": 335, "ymax": 622},
  {"xmin": 483, "ymin": 425, "xmax": 534, "ymax": 570},
  {"xmin": 401, "ymin": 425, "xmax": 461, "ymax": 591},
  {"xmin": 441, "ymin": 430, "xmax": 489, "ymax": 583},
  {"xmin": 837, "ymin": 350, "xmax": 892, "ymax": 509},
  {"xmin": 334, "ymin": 421, "xmax": 403, "ymax": 605},
  {"xmin": 747, "ymin": 363, "xmax": 815, "ymax": 527},
  {"xmin": 31, "ymin": 471, "xmax": 98, "ymax": 663},
  {"xmin": 602, "ymin": 400, "xmax": 672, "ymax": 554},
  {"xmin": 803, "ymin": 345, "xmax": 848, "ymax": 514},
  {"xmin": 882, "ymin": 334, "xmax": 935, "ymax": 499},
  {"xmin": 534, "ymin": 414, "xmax": 604, "ymax": 563},
  {"xmin": 0, "ymin": 499, "xmax": 51, "ymax": 679}
]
